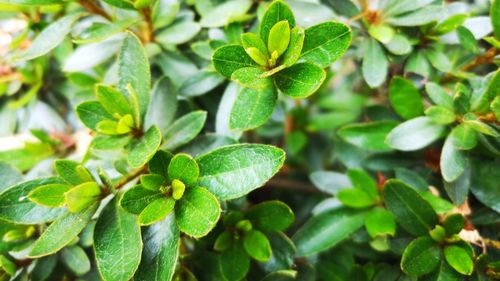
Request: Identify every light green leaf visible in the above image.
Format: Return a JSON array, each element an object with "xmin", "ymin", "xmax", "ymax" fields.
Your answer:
[
  {"xmin": 492, "ymin": 0, "xmax": 500, "ymax": 39},
  {"xmin": 444, "ymin": 245, "xmax": 473, "ymax": 275},
  {"xmin": 405, "ymin": 51, "xmax": 431, "ymax": 77},
  {"xmin": 230, "ymin": 86, "xmax": 277, "ymax": 131},
  {"xmin": 368, "ymin": 24, "xmax": 394, "ymax": 44},
  {"xmin": 76, "ymin": 101, "xmax": 114, "ymax": 131},
  {"xmin": 156, "ymin": 21, "xmax": 201, "ymax": 45},
  {"xmin": 433, "ymin": 14, "xmax": 468, "ymax": 35},
  {"xmin": 364, "ymin": 208, "xmax": 396, "ymax": 238},
  {"xmin": 441, "ymin": 134, "xmax": 467, "ymax": 182},
  {"xmin": 94, "ymin": 197, "xmax": 142, "ymax": 281},
  {"xmin": 200, "ymin": 0, "xmax": 252, "ymax": 27},
  {"xmin": 425, "ymin": 106, "xmax": 456, "ymax": 125},
  {"xmin": 425, "ymin": 82, "xmax": 454, "ymax": 109},
  {"xmin": 212, "ymin": 45, "xmax": 258, "ymax": 78},
  {"xmin": 15, "ymin": 13, "xmax": 82, "ymax": 61},
  {"xmin": 389, "ymin": 77, "xmax": 424, "ymax": 120},
  {"xmin": 268, "ymin": 20, "xmax": 291, "ymax": 57},
  {"xmin": 337, "ymin": 188, "xmax": 377, "ymax": 208},
  {"xmin": 243, "ymin": 230, "xmax": 272, "ymax": 262},
  {"xmin": 65, "ymin": 182, "xmax": 102, "ymax": 213},
  {"xmin": 179, "ymin": 70, "xmax": 225, "ymax": 97},
  {"xmin": 120, "ymin": 185, "xmax": 164, "ymax": 215},
  {"xmin": 384, "ymin": 34, "xmax": 412, "ymax": 55},
  {"xmin": 29, "ymin": 202, "xmax": 98, "ymax": 258},
  {"xmin": 96, "ymin": 84, "xmax": 132, "ymax": 117},
  {"xmin": 231, "ymin": 67, "xmax": 272, "ymax": 90},
  {"xmin": 338, "ymin": 121, "xmax": 398, "ymax": 152},
  {"xmin": 163, "ymin": 111, "xmax": 207, "ymax": 150},
  {"xmin": 274, "ymin": 62, "xmax": 326, "ymax": 98},
  {"xmin": 362, "ymin": 38, "xmax": 387, "ymax": 88},
  {"xmin": 145, "ymin": 77, "xmax": 178, "ymax": 134},
  {"xmin": 241, "ymin": 33, "xmax": 268, "ymax": 58},
  {"xmin": 128, "ymin": 126, "xmax": 162, "ymax": 168},
  {"xmin": 197, "ymin": 144, "xmax": 285, "ymax": 200},
  {"xmin": 246, "ymin": 200, "xmax": 294, "ymax": 232},
  {"xmin": 28, "ymin": 183, "xmax": 71, "ymax": 207},
  {"xmin": 260, "ymin": 0, "xmax": 295, "ymax": 44},
  {"xmin": 300, "ymin": 22, "xmax": 351, "ymax": 68},
  {"xmin": 0, "ymin": 162, "xmax": 22, "ymax": 192},
  {"xmin": 281, "ymin": 26, "xmax": 305, "ymax": 66},
  {"xmin": 424, "ymin": 47, "xmax": 452, "ymax": 73},
  {"xmin": 168, "ymin": 153, "xmax": 199, "ymax": 186},
  {"xmin": 401, "ymin": 236, "xmax": 440, "ymax": 277},
  {"xmin": 386, "ymin": 117, "xmax": 446, "ymax": 151},
  {"xmin": 220, "ymin": 242, "xmax": 250, "ymax": 281},
  {"xmin": 73, "ymin": 19, "xmax": 137, "ymax": 44},
  {"xmin": 138, "ymin": 197, "xmax": 175, "ymax": 226},
  {"xmin": 61, "ymin": 246, "xmax": 91, "ymax": 276},
  {"xmin": 175, "ymin": 187, "xmax": 221, "ymax": 238}
]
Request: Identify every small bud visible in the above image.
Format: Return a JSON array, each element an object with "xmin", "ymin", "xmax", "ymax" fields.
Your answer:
[
  {"xmin": 235, "ymin": 219, "xmax": 252, "ymax": 233},
  {"xmin": 172, "ymin": 179, "xmax": 186, "ymax": 200},
  {"xmin": 245, "ymin": 47, "xmax": 269, "ymax": 67},
  {"xmin": 429, "ymin": 225, "xmax": 446, "ymax": 242}
]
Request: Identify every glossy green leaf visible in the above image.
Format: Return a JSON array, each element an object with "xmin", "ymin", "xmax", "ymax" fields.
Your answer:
[
  {"xmin": 94, "ymin": 197, "xmax": 142, "ymax": 281},
  {"xmin": 29, "ymin": 202, "xmax": 98, "ymax": 258},
  {"xmin": 229, "ymin": 86, "xmax": 277, "ymax": 130},
  {"xmin": 197, "ymin": 144, "xmax": 285, "ymax": 200},
  {"xmin": 168, "ymin": 153, "xmax": 199, "ymax": 186},
  {"xmin": 338, "ymin": 121, "xmax": 398, "ymax": 151},
  {"xmin": 386, "ymin": 117, "xmax": 446, "ymax": 151},
  {"xmin": 293, "ymin": 208, "xmax": 366, "ymax": 256},
  {"xmin": 443, "ymin": 214, "xmax": 465, "ymax": 235},
  {"xmin": 132, "ymin": 214, "xmax": 179, "ymax": 281},
  {"xmin": 76, "ymin": 101, "xmax": 114, "ymax": 131},
  {"xmin": 175, "ymin": 187, "xmax": 221, "ymax": 238},
  {"xmin": 440, "ymin": 134, "xmax": 467, "ymax": 182},
  {"xmin": 389, "ymin": 77, "xmax": 424, "ymax": 120},
  {"xmin": 128, "ymin": 125, "xmax": 162, "ymax": 168},
  {"xmin": 65, "ymin": 182, "xmax": 102, "ymax": 213},
  {"xmin": 96, "ymin": 84, "xmax": 132, "ymax": 117},
  {"xmin": 386, "ymin": 5, "xmax": 444, "ymax": 26},
  {"xmin": 281, "ymin": 26, "xmax": 305, "ymax": 66},
  {"xmin": 425, "ymin": 82, "xmax": 454, "ymax": 109},
  {"xmin": 243, "ymin": 230, "xmax": 272, "ymax": 262},
  {"xmin": 470, "ymin": 159, "xmax": 500, "ymax": 212},
  {"xmin": 120, "ymin": 185, "xmax": 164, "ymax": 215},
  {"xmin": 362, "ymin": 38, "xmax": 387, "ymax": 87},
  {"xmin": 260, "ymin": 0, "xmax": 295, "ymax": 44},
  {"xmin": 138, "ymin": 197, "xmax": 175, "ymax": 226},
  {"xmin": 145, "ymin": 77, "xmax": 178, "ymax": 134},
  {"xmin": 401, "ymin": 236, "xmax": 440, "ymax": 277},
  {"xmin": 163, "ymin": 111, "xmax": 207, "ymax": 150},
  {"xmin": 220, "ymin": 242, "xmax": 250, "ymax": 281},
  {"xmin": 337, "ymin": 188, "xmax": 377, "ymax": 208},
  {"xmin": 274, "ymin": 63, "xmax": 326, "ymax": 98},
  {"xmin": 428, "ymin": 260, "xmax": 464, "ymax": 281},
  {"xmin": 300, "ymin": 22, "xmax": 351, "ymax": 68},
  {"xmin": 268, "ymin": 20, "xmax": 290, "ymax": 57},
  {"xmin": 383, "ymin": 180, "xmax": 438, "ymax": 236},
  {"xmin": 54, "ymin": 160, "xmax": 93, "ymax": 186},
  {"xmin": 212, "ymin": 45, "xmax": 258, "ymax": 78},
  {"xmin": 231, "ymin": 67, "xmax": 272, "ymax": 89},
  {"xmin": 60, "ymin": 246, "xmax": 91, "ymax": 276},
  {"xmin": 28, "ymin": 183, "xmax": 71, "ymax": 207},
  {"xmin": 241, "ymin": 33, "xmax": 268, "ymax": 58},
  {"xmin": 444, "ymin": 245, "xmax": 473, "ymax": 275},
  {"xmin": 433, "ymin": 14, "xmax": 468, "ymax": 35},
  {"xmin": 364, "ymin": 208, "xmax": 396, "ymax": 238},
  {"xmin": 425, "ymin": 106, "xmax": 456, "ymax": 125},
  {"xmin": 246, "ymin": 201, "xmax": 294, "ymax": 232},
  {"xmin": 457, "ymin": 26, "xmax": 479, "ymax": 53}
]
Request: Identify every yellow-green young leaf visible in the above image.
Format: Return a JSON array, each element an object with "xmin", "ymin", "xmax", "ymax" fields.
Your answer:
[
  {"xmin": 212, "ymin": 45, "xmax": 258, "ymax": 78},
  {"xmin": 65, "ymin": 182, "xmax": 102, "ymax": 213},
  {"xmin": 241, "ymin": 33, "xmax": 269, "ymax": 58},
  {"xmin": 140, "ymin": 174, "xmax": 165, "ymax": 190},
  {"xmin": 338, "ymin": 121, "xmax": 398, "ymax": 152},
  {"xmin": 97, "ymin": 120, "xmax": 120, "ymax": 135},
  {"xmin": 15, "ymin": 13, "xmax": 82, "ymax": 61},
  {"xmin": 197, "ymin": 144, "xmax": 285, "ymax": 200},
  {"xmin": 29, "ymin": 202, "xmax": 98, "ymax": 258},
  {"xmin": 433, "ymin": 14, "xmax": 468, "ymax": 35},
  {"xmin": 383, "ymin": 180, "xmax": 438, "ymax": 236},
  {"xmin": 175, "ymin": 187, "xmax": 221, "ymax": 238},
  {"xmin": 119, "ymin": 32, "xmax": 151, "ymax": 124},
  {"xmin": 492, "ymin": 0, "xmax": 500, "ymax": 39},
  {"xmin": 243, "ymin": 230, "xmax": 272, "ymax": 262},
  {"xmin": 120, "ymin": 185, "xmax": 164, "ymax": 214},
  {"xmin": 260, "ymin": 0, "xmax": 295, "ymax": 44},
  {"xmin": 171, "ymin": 179, "xmax": 185, "ymax": 200},
  {"xmin": 138, "ymin": 197, "xmax": 175, "ymax": 226},
  {"xmin": 425, "ymin": 106, "xmax": 456, "ymax": 125},
  {"xmin": 94, "ymin": 197, "xmax": 142, "ymax": 281},
  {"xmin": 55, "ymin": 160, "xmax": 93, "ymax": 186},
  {"xmin": 246, "ymin": 201, "xmax": 294, "ymax": 232},
  {"xmin": 368, "ymin": 24, "xmax": 395, "ymax": 44},
  {"xmin": 267, "ymin": 20, "xmax": 290, "ymax": 58},
  {"xmin": 231, "ymin": 67, "xmax": 272, "ymax": 90},
  {"xmin": 28, "ymin": 184, "xmax": 72, "ymax": 207},
  {"xmin": 220, "ymin": 242, "xmax": 250, "ymax": 281},
  {"xmin": 281, "ymin": 26, "xmax": 305, "ymax": 67},
  {"xmin": 132, "ymin": 214, "xmax": 179, "ymax": 281},
  {"xmin": 76, "ymin": 101, "xmax": 114, "ymax": 131},
  {"xmin": 274, "ymin": 62, "xmax": 326, "ymax": 98},
  {"xmin": 116, "ymin": 114, "xmax": 134, "ymax": 134},
  {"xmin": 0, "ymin": 177, "xmax": 66, "ymax": 224},
  {"xmin": 444, "ymin": 245, "xmax": 474, "ymax": 275},
  {"xmin": 229, "ymin": 86, "xmax": 277, "ymax": 131},
  {"xmin": 95, "ymin": 84, "xmax": 132, "ymax": 117},
  {"xmin": 162, "ymin": 111, "xmax": 207, "ymax": 151},
  {"xmin": 128, "ymin": 125, "xmax": 162, "ymax": 168},
  {"xmin": 462, "ymin": 113, "xmax": 500, "ymax": 137},
  {"xmin": 362, "ymin": 38, "xmax": 388, "ymax": 88},
  {"xmin": 168, "ymin": 153, "xmax": 199, "ymax": 186},
  {"xmin": 401, "ymin": 236, "xmax": 440, "ymax": 277},
  {"xmin": 389, "ymin": 77, "xmax": 424, "ymax": 120},
  {"xmin": 386, "ymin": 117, "xmax": 447, "ymax": 151},
  {"xmin": 347, "ymin": 169, "xmax": 378, "ymax": 199},
  {"xmin": 292, "ymin": 208, "xmax": 366, "ymax": 256},
  {"xmin": 102, "ymin": 0, "xmax": 135, "ymax": 9},
  {"xmin": 364, "ymin": 208, "xmax": 396, "ymax": 238},
  {"xmin": 337, "ymin": 188, "xmax": 377, "ymax": 208},
  {"xmin": 0, "ymin": 255, "xmax": 16, "ymax": 276},
  {"xmin": 300, "ymin": 22, "xmax": 352, "ymax": 68},
  {"xmin": 245, "ymin": 47, "xmax": 269, "ymax": 66}
]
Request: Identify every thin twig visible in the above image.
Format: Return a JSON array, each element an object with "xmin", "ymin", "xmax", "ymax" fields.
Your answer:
[{"xmin": 113, "ymin": 166, "xmax": 148, "ymax": 190}]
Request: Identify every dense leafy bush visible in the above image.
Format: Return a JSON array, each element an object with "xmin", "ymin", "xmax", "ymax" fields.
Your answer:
[{"xmin": 0, "ymin": 0, "xmax": 499, "ymax": 280}]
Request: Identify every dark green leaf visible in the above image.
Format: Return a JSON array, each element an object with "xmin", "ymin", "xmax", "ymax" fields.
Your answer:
[
  {"xmin": 470, "ymin": 159, "xmax": 500, "ymax": 212},
  {"xmin": 401, "ymin": 236, "xmax": 440, "ymax": 277},
  {"xmin": 444, "ymin": 245, "xmax": 473, "ymax": 275},
  {"xmin": 220, "ymin": 242, "xmax": 250, "ymax": 281},
  {"xmin": 229, "ymin": 86, "xmax": 277, "ymax": 130},
  {"xmin": 120, "ymin": 185, "xmax": 163, "ymax": 215},
  {"xmin": 260, "ymin": 0, "xmax": 295, "ymax": 44},
  {"xmin": 338, "ymin": 121, "xmax": 398, "ymax": 152},
  {"xmin": 389, "ymin": 77, "xmax": 424, "ymax": 120},
  {"xmin": 212, "ymin": 45, "xmax": 258, "ymax": 78},
  {"xmin": 274, "ymin": 62, "xmax": 326, "ymax": 98},
  {"xmin": 246, "ymin": 200, "xmax": 294, "ymax": 232}
]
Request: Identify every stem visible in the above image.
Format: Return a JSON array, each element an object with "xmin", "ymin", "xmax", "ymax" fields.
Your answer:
[
  {"xmin": 461, "ymin": 47, "xmax": 499, "ymax": 72},
  {"xmin": 141, "ymin": 8, "xmax": 155, "ymax": 43},
  {"xmin": 77, "ymin": 0, "xmax": 112, "ymax": 21},
  {"xmin": 113, "ymin": 166, "xmax": 148, "ymax": 190}
]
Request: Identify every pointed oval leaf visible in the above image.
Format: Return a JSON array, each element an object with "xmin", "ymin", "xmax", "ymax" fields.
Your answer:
[
  {"xmin": 76, "ymin": 101, "xmax": 114, "ymax": 131},
  {"xmin": 268, "ymin": 20, "xmax": 291, "ymax": 57},
  {"xmin": 163, "ymin": 111, "xmax": 207, "ymax": 150},
  {"xmin": 274, "ymin": 62, "xmax": 326, "ymax": 98},
  {"xmin": 120, "ymin": 185, "xmax": 164, "ymax": 215},
  {"xmin": 138, "ymin": 197, "xmax": 175, "ymax": 226},
  {"xmin": 128, "ymin": 125, "xmax": 162, "ymax": 168},
  {"xmin": 362, "ymin": 38, "xmax": 388, "ymax": 88},
  {"xmin": 243, "ymin": 230, "xmax": 272, "ymax": 262},
  {"xmin": 246, "ymin": 200, "xmax": 294, "ymax": 232},
  {"xmin": 230, "ymin": 86, "xmax": 277, "ymax": 131},
  {"xmin": 386, "ymin": 117, "xmax": 446, "ymax": 151},
  {"xmin": 212, "ymin": 45, "xmax": 258, "ymax": 78},
  {"xmin": 281, "ymin": 26, "xmax": 305, "ymax": 66},
  {"xmin": 28, "ymin": 183, "xmax": 72, "ymax": 207},
  {"xmin": 338, "ymin": 121, "xmax": 398, "ymax": 152},
  {"xmin": 389, "ymin": 77, "xmax": 424, "ymax": 120},
  {"xmin": 401, "ymin": 236, "xmax": 441, "ymax": 277},
  {"xmin": 260, "ymin": 1, "xmax": 295, "ymax": 44}
]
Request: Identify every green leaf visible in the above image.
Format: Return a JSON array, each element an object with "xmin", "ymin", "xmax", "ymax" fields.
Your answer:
[
  {"xmin": 168, "ymin": 153, "xmax": 199, "ymax": 186},
  {"xmin": 492, "ymin": 0, "xmax": 500, "ymax": 39},
  {"xmin": 229, "ymin": 86, "xmax": 277, "ymax": 130},
  {"xmin": 145, "ymin": 77, "xmax": 178, "ymax": 134},
  {"xmin": 492, "ymin": 96, "xmax": 500, "ymax": 121},
  {"xmin": 149, "ymin": 150, "xmax": 173, "ymax": 178},
  {"xmin": 60, "ymin": 246, "xmax": 91, "ymax": 276},
  {"xmin": 94, "ymin": 197, "xmax": 142, "ymax": 281},
  {"xmin": 462, "ymin": 113, "xmax": 499, "ymax": 137},
  {"xmin": 96, "ymin": 84, "xmax": 132, "ymax": 117},
  {"xmin": 386, "ymin": 117, "xmax": 446, "ymax": 151},
  {"xmin": 241, "ymin": 33, "xmax": 268, "ymax": 58},
  {"xmin": 119, "ymin": 32, "xmax": 151, "ymax": 124},
  {"xmin": 440, "ymin": 134, "xmax": 467, "ymax": 182},
  {"xmin": 405, "ymin": 51, "xmax": 431, "ymax": 77},
  {"xmin": 433, "ymin": 14, "xmax": 468, "ymax": 35},
  {"xmin": 175, "ymin": 187, "xmax": 221, "ymax": 238},
  {"xmin": 73, "ymin": 19, "xmax": 137, "ymax": 44},
  {"xmin": 389, "ymin": 77, "xmax": 424, "ymax": 120},
  {"xmin": 444, "ymin": 245, "xmax": 473, "ymax": 275},
  {"xmin": 179, "ymin": 70, "xmax": 225, "ymax": 97},
  {"xmin": 424, "ymin": 47, "xmax": 452, "ymax": 73},
  {"xmin": 76, "ymin": 101, "xmax": 114, "ymax": 131},
  {"xmin": 220, "ymin": 242, "xmax": 250, "ymax": 281},
  {"xmin": 156, "ymin": 21, "xmax": 201, "ymax": 45},
  {"xmin": 0, "ymin": 177, "xmax": 66, "ymax": 224},
  {"xmin": 162, "ymin": 111, "xmax": 207, "ymax": 150},
  {"xmin": 0, "ymin": 162, "xmax": 22, "ymax": 192},
  {"xmin": 338, "ymin": 121, "xmax": 398, "ymax": 152},
  {"xmin": 384, "ymin": 34, "xmax": 412, "ymax": 55},
  {"xmin": 383, "ymin": 180, "xmax": 438, "ymax": 236},
  {"xmin": 212, "ymin": 45, "xmax": 258, "ymax": 78},
  {"xmin": 300, "ymin": 22, "xmax": 351, "ymax": 68},
  {"xmin": 274, "ymin": 62, "xmax": 326, "ymax": 98},
  {"xmin": 28, "ymin": 183, "xmax": 71, "ymax": 207},
  {"xmin": 292, "ymin": 208, "xmax": 366, "ymax": 256},
  {"xmin": 428, "ymin": 260, "xmax": 464, "ymax": 281},
  {"xmin": 260, "ymin": 0, "xmax": 295, "ymax": 44},
  {"xmin": 54, "ymin": 160, "xmax": 93, "ymax": 186},
  {"xmin": 425, "ymin": 106, "xmax": 456, "ymax": 125},
  {"xmin": 102, "ymin": 0, "xmax": 134, "ymax": 9},
  {"xmin": 268, "ymin": 20, "xmax": 290, "ymax": 58},
  {"xmin": 364, "ymin": 208, "xmax": 396, "ymax": 238},
  {"xmin": 29, "ymin": 202, "xmax": 98, "ymax": 258},
  {"xmin": 15, "ymin": 13, "xmax": 82, "ymax": 61},
  {"xmin": 138, "ymin": 197, "xmax": 175, "ymax": 226},
  {"xmin": 281, "ymin": 26, "xmax": 305, "ymax": 67},
  {"xmin": 368, "ymin": 24, "xmax": 394, "ymax": 44},
  {"xmin": 470, "ymin": 159, "xmax": 500, "ymax": 212},
  {"xmin": 65, "ymin": 182, "xmax": 102, "ymax": 213},
  {"xmin": 243, "ymin": 230, "xmax": 272, "ymax": 262},
  {"xmin": 199, "ymin": 0, "xmax": 252, "ymax": 27},
  {"xmin": 197, "ymin": 144, "xmax": 285, "ymax": 200},
  {"xmin": 140, "ymin": 174, "xmax": 165, "ymax": 191},
  {"xmin": 132, "ymin": 214, "xmax": 179, "ymax": 281},
  {"xmin": 246, "ymin": 201, "xmax": 294, "ymax": 232},
  {"xmin": 337, "ymin": 188, "xmax": 377, "ymax": 208},
  {"xmin": 128, "ymin": 125, "xmax": 162, "ymax": 168},
  {"xmin": 425, "ymin": 82, "xmax": 454, "ymax": 109},
  {"xmin": 120, "ymin": 185, "xmax": 163, "ymax": 215},
  {"xmin": 231, "ymin": 67, "xmax": 272, "ymax": 89},
  {"xmin": 362, "ymin": 38, "xmax": 387, "ymax": 88},
  {"xmin": 244, "ymin": 47, "xmax": 269, "ymax": 67},
  {"xmin": 401, "ymin": 236, "xmax": 441, "ymax": 277},
  {"xmin": 386, "ymin": 5, "xmax": 444, "ymax": 26},
  {"xmin": 457, "ymin": 26, "xmax": 479, "ymax": 53},
  {"xmin": 443, "ymin": 214, "xmax": 465, "ymax": 235}
]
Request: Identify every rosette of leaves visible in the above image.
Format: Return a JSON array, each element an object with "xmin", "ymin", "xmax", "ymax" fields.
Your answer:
[
  {"xmin": 213, "ymin": 201, "xmax": 295, "ymax": 280},
  {"xmin": 212, "ymin": 0, "xmax": 352, "ymax": 131}
]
